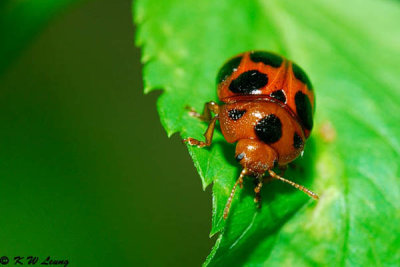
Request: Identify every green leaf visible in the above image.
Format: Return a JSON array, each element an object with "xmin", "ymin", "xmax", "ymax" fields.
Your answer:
[
  {"xmin": 134, "ymin": 0, "xmax": 400, "ymax": 265},
  {"xmin": 0, "ymin": 0, "xmax": 80, "ymax": 76}
]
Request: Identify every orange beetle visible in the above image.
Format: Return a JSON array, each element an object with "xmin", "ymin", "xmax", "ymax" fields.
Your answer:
[{"xmin": 184, "ymin": 51, "xmax": 318, "ymax": 219}]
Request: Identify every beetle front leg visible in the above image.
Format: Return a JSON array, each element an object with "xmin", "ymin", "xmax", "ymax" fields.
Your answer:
[{"xmin": 254, "ymin": 176, "xmax": 263, "ymax": 208}]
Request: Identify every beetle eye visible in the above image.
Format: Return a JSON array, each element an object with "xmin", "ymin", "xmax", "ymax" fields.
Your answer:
[{"xmin": 235, "ymin": 152, "xmax": 245, "ymax": 161}]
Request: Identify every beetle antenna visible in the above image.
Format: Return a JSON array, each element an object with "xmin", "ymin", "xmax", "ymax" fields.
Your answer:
[
  {"xmin": 268, "ymin": 169, "xmax": 319, "ymax": 200},
  {"xmin": 223, "ymin": 168, "xmax": 248, "ymax": 220}
]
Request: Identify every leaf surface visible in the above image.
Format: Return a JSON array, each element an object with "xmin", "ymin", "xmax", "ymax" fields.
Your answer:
[{"xmin": 134, "ymin": 0, "xmax": 400, "ymax": 265}]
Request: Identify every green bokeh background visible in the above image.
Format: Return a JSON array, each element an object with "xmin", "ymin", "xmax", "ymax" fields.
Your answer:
[{"xmin": 0, "ymin": 0, "xmax": 213, "ymax": 265}]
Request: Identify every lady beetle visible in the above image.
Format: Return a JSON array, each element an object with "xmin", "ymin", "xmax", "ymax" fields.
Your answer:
[{"xmin": 184, "ymin": 51, "xmax": 318, "ymax": 219}]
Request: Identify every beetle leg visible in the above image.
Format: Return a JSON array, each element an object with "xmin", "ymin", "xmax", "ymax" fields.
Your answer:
[
  {"xmin": 183, "ymin": 102, "xmax": 220, "ymax": 148},
  {"xmin": 254, "ymin": 176, "xmax": 263, "ymax": 207},
  {"xmin": 186, "ymin": 101, "xmax": 219, "ymax": 122}
]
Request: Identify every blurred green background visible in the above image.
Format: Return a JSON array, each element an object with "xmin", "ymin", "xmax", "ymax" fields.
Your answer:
[{"xmin": 0, "ymin": 0, "xmax": 214, "ymax": 266}]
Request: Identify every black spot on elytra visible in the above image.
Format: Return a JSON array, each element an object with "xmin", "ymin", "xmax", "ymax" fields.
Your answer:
[
  {"xmin": 229, "ymin": 70, "xmax": 268, "ymax": 94},
  {"xmin": 293, "ymin": 132, "xmax": 303, "ymax": 149},
  {"xmin": 254, "ymin": 114, "xmax": 282, "ymax": 144},
  {"xmin": 295, "ymin": 91, "xmax": 313, "ymax": 130},
  {"xmin": 270, "ymin": 90, "xmax": 286, "ymax": 103},
  {"xmin": 216, "ymin": 56, "xmax": 243, "ymax": 84},
  {"xmin": 228, "ymin": 109, "xmax": 246, "ymax": 121},
  {"xmin": 292, "ymin": 63, "xmax": 313, "ymax": 90},
  {"xmin": 236, "ymin": 152, "xmax": 245, "ymax": 162},
  {"xmin": 250, "ymin": 51, "xmax": 283, "ymax": 68}
]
